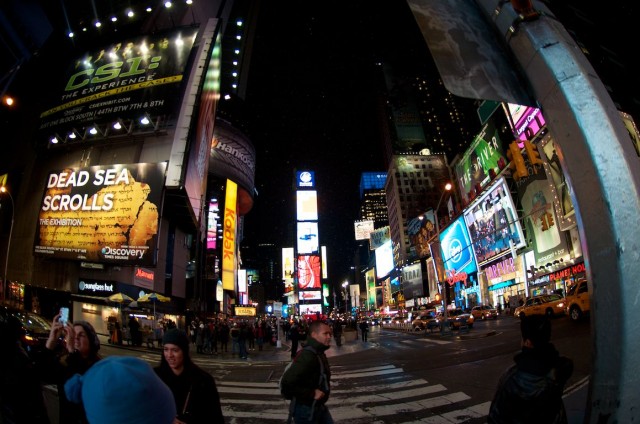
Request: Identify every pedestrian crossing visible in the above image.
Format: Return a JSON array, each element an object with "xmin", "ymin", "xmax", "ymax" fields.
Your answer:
[{"xmin": 220, "ymin": 363, "xmax": 490, "ymax": 424}]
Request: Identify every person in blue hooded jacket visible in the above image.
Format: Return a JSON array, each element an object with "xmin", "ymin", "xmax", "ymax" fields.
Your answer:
[{"xmin": 488, "ymin": 315, "xmax": 573, "ymax": 423}]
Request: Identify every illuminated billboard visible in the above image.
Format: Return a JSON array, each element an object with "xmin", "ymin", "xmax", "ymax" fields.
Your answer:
[
  {"xmin": 297, "ymin": 255, "xmax": 321, "ymax": 289},
  {"xmin": 282, "ymin": 247, "xmax": 295, "ymax": 286},
  {"xmin": 297, "ymin": 222, "xmax": 319, "ymax": 254},
  {"xmin": 39, "ymin": 27, "xmax": 199, "ymax": 134},
  {"xmin": 375, "ymin": 239, "xmax": 394, "ymax": 279},
  {"xmin": 407, "ymin": 210, "xmax": 436, "ymax": 258},
  {"xmin": 463, "ymin": 177, "xmax": 525, "ymax": 265},
  {"xmin": 300, "ymin": 290, "xmax": 322, "ymax": 301},
  {"xmin": 354, "ymin": 220, "xmax": 375, "ymax": 241},
  {"xmin": 369, "ymin": 226, "xmax": 390, "ymax": 250},
  {"xmin": 439, "ymin": 216, "xmax": 477, "ymax": 278},
  {"xmin": 34, "ymin": 162, "xmax": 166, "ymax": 265},
  {"xmin": 454, "ymin": 119, "xmax": 509, "ymax": 205},
  {"xmin": 402, "ymin": 262, "xmax": 424, "ymax": 299},
  {"xmin": 206, "ymin": 200, "xmax": 219, "ymax": 250},
  {"xmin": 299, "ymin": 303, "xmax": 322, "ymax": 316},
  {"xmin": 296, "ymin": 170, "xmax": 315, "ymax": 188},
  {"xmin": 222, "ymin": 179, "xmax": 237, "ymax": 291},
  {"xmin": 504, "ymin": 103, "xmax": 546, "ymax": 142},
  {"xmin": 296, "ymin": 190, "xmax": 318, "ymax": 221}
]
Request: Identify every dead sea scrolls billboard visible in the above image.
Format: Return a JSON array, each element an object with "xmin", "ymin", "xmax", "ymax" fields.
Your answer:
[{"xmin": 34, "ymin": 162, "xmax": 167, "ymax": 265}]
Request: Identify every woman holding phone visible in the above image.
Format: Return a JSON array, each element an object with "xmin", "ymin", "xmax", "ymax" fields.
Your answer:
[{"xmin": 35, "ymin": 308, "xmax": 102, "ymax": 424}]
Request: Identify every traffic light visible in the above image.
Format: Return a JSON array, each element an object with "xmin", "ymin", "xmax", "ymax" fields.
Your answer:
[
  {"xmin": 524, "ymin": 141, "xmax": 543, "ymax": 168},
  {"xmin": 540, "ymin": 211, "xmax": 555, "ymax": 231},
  {"xmin": 507, "ymin": 141, "xmax": 528, "ymax": 180}
]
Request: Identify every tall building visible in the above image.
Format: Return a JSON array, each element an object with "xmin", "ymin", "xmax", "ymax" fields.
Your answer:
[
  {"xmin": 0, "ymin": 0, "xmax": 261, "ymax": 327},
  {"xmin": 384, "ymin": 154, "xmax": 454, "ymax": 268},
  {"xmin": 358, "ymin": 172, "xmax": 388, "ymax": 229}
]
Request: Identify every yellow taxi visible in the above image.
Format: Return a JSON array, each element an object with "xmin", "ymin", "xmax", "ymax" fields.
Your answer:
[{"xmin": 513, "ymin": 294, "xmax": 566, "ymax": 318}]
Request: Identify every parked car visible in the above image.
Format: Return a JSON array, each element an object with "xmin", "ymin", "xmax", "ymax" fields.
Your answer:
[
  {"xmin": 470, "ymin": 305, "xmax": 498, "ymax": 320},
  {"xmin": 565, "ymin": 279, "xmax": 590, "ymax": 321},
  {"xmin": 411, "ymin": 310, "xmax": 438, "ymax": 331},
  {"xmin": 513, "ymin": 294, "xmax": 566, "ymax": 318},
  {"xmin": 437, "ymin": 308, "xmax": 474, "ymax": 329},
  {"xmin": 0, "ymin": 304, "xmax": 52, "ymax": 356}
]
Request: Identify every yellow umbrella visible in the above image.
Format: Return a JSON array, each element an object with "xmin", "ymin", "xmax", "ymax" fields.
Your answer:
[
  {"xmin": 137, "ymin": 293, "xmax": 171, "ymax": 320},
  {"xmin": 108, "ymin": 293, "xmax": 134, "ymax": 303}
]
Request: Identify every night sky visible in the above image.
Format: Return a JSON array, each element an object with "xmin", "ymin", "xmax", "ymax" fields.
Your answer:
[{"xmin": 242, "ymin": 2, "xmax": 427, "ymax": 285}]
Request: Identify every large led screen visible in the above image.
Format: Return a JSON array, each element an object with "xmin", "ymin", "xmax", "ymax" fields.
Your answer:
[
  {"xmin": 282, "ymin": 247, "xmax": 295, "ymax": 286},
  {"xmin": 34, "ymin": 163, "xmax": 166, "ymax": 265},
  {"xmin": 439, "ymin": 216, "xmax": 477, "ymax": 277},
  {"xmin": 463, "ymin": 177, "xmax": 525, "ymax": 264},
  {"xmin": 375, "ymin": 239, "xmax": 394, "ymax": 279},
  {"xmin": 297, "ymin": 255, "xmax": 321, "ymax": 289},
  {"xmin": 297, "ymin": 222, "xmax": 319, "ymax": 254},
  {"xmin": 296, "ymin": 190, "xmax": 318, "ymax": 221},
  {"xmin": 300, "ymin": 303, "xmax": 322, "ymax": 316},
  {"xmin": 354, "ymin": 220, "xmax": 375, "ymax": 241}
]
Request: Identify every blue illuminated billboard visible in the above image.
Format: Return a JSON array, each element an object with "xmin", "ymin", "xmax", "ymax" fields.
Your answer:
[{"xmin": 439, "ymin": 216, "xmax": 478, "ymax": 277}]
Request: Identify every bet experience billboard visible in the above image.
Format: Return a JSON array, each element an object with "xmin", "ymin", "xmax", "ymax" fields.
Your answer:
[
  {"xmin": 34, "ymin": 163, "xmax": 167, "ymax": 265},
  {"xmin": 39, "ymin": 27, "xmax": 199, "ymax": 133}
]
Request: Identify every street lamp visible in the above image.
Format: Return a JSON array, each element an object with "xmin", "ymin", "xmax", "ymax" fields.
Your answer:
[
  {"xmin": 433, "ymin": 182, "xmax": 452, "ymax": 333},
  {"xmin": 0, "ymin": 186, "xmax": 14, "ymax": 302},
  {"xmin": 342, "ymin": 281, "xmax": 349, "ymax": 314}
]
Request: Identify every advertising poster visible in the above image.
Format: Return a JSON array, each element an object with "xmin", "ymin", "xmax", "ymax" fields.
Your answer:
[
  {"xmin": 463, "ymin": 177, "xmax": 525, "ymax": 265},
  {"xmin": 402, "ymin": 262, "xmax": 424, "ymax": 299},
  {"xmin": 39, "ymin": 27, "xmax": 199, "ymax": 133},
  {"xmin": 354, "ymin": 220, "xmax": 375, "ymax": 241},
  {"xmin": 35, "ymin": 162, "xmax": 166, "ymax": 265},
  {"xmin": 296, "ymin": 190, "xmax": 318, "ymax": 221},
  {"xmin": 454, "ymin": 119, "xmax": 509, "ymax": 205},
  {"xmin": 375, "ymin": 240, "xmax": 394, "ymax": 279},
  {"xmin": 517, "ymin": 171, "xmax": 569, "ymax": 268},
  {"xmin": 539, "ymin": 136, "xmax": 576, "ymax": 231},
  {"xmin": 439, "ymin": 216, "xmax": 478, "ymax": 278},
  {"xmin": 369, "ymin": 226, "xmax": 390, "ymax": 250},
  {"xmin": 297, "ymin": 255, "xmax": 321, "ymax": 289},
  {"xmin": 407, "ymin": 210, "xmax": 437, "ymax": 258},
  {"xmin": 425, "ymin": 257, "xmax": 438, "ymax": 298},
  {"xmin": 297, "ymin": 221, "xmax": 319, "ymax": 254},
  {"xmin": 366, "ymin": 269, "xmax": 376, "ymax": 309}
]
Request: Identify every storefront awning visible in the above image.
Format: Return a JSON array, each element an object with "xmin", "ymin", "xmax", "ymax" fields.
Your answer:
[{"xmin": 488, "ymin": 280, "xmax": 516, "ymax": 291}]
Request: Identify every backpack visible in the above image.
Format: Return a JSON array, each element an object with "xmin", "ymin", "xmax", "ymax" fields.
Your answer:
[{"xmin": 279, "ymin": 345, "xmax": 324, "ymax": 400}]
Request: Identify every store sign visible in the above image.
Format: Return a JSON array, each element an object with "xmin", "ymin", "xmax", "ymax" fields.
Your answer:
[
  {"xmin": 234, "ymin": 306, "xmax": 256, "ymax": 316},
  {"xmin": 548, "ymin": 262, "xmax": 586, "ymax": 281},
  {"xmin": 78, "ymin": 280, "xmax": 115, "ymax": 295},
  {"xmin": 484, "ymin": 256, "xmax": 516, "ymax": 280}
]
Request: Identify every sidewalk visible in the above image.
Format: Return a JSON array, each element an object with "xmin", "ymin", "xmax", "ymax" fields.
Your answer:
[{"xmin": 97, "ymin": 331, "xmax": 372, "ymax": 363}]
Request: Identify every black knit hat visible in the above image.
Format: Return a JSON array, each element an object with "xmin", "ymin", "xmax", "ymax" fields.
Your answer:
[{"xmin": 162, "ymin": 328, "xmax": 189, "ymax": 353}]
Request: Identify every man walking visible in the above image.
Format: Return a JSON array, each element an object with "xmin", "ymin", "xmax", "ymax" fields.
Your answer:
[
  {"xmin": 358, "ymin": 319, "xmax": 369, "ymax": 342},
  {"xmin": 280, "ymin": 320, "xmax": 333, "ymax": 424}
]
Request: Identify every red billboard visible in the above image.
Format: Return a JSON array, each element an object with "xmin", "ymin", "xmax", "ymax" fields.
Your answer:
[{"xmin": 297, "ymin": 255, "xmax": 321, "ymax": 289}]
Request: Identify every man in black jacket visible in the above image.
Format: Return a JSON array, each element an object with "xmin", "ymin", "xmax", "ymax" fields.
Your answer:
[
  {"xmin": 488, "ymin": 314, "xmax": 573, "ymax": 423},
  {"xmin": 280, "ymin": 320, "xmax": 333, "ymax": 424}
]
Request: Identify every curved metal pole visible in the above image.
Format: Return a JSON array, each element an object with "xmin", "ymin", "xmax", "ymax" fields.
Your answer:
[
  {"xmin": 475, "ymin": 1, "xmax": 640, "ymax": 421},
  {"xmin": 1, "ymin": 188, "xmax": 14, "ymax": 302}
]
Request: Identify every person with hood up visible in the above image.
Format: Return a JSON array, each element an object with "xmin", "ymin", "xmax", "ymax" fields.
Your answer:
[
  {"xmin": 155, "ymin": 328, "xmax": 224, "ymax": 423},
  {"xmin": 488, "ymin": 314, "xmax": 573, "ymax": 423}
]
